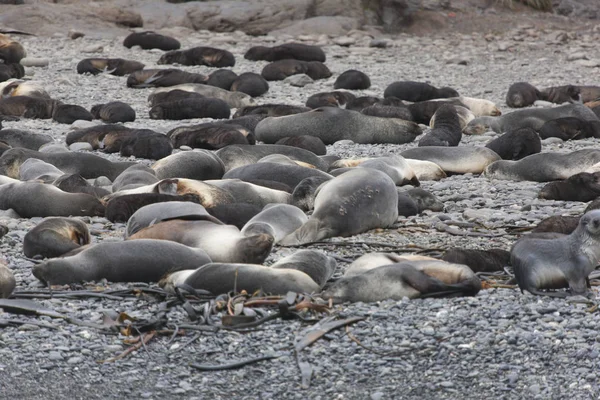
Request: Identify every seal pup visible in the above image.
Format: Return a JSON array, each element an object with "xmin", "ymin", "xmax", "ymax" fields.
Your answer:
[
  {"xmin": 216, "ymin": 144, "xmax": 329, "ymax": 172},
  {"xmin": 149, "ymin": 97, "xmax": 230, "ymax": 120},
  {"xmin": 0, "ymin": 148, "xmax": 134, "ymax": 180},
  {"xmin": 112, "ymin": 130, "xmax": 173, "ymax": 160},
  {"xmin": 485, "ymin": 149, "xmax": 600, "ymax": 182},
  {"xmin": 401, "ymin": 146, "xmax": 501, "ymax": 175},
  {"xmin": 0, "ymin": 79, "xmax": 47, "ymax": 99},
  {"xmin": 90, "ymin": 101, "xmax": 136, "ymax": 123},
  {"xmin": 0, "ymin": 33, "xmax": 25, "ymax": 64},
  {"xmin": 240, "ymin": 204, "xmax": 308, "ymax": 243},
  {"xmin": 465, "ymin": 103, "xmax": 599, "ymax": 135},
  {"xmin": 151, "ymin": 83, "xmax": 256, "ymax": 108},
  {"xmin": 0, "ymin": 129, "xmax": 52, "ymax": 150},
  {"xmin": 105, "ymin": 193, "xmax": 201, "ymax": 223},
  {"xmin": 334, "ymin": 70, "xmax": 371, "ymax": 90},
  {"xmin": 442, "ymin": 248, "xmax": 510, "ymax": 273},
  {"xmin": 538, "ymin": 172, "xmax": 600, "ymax": 202},
  {"xmin": 152, "ymin": 150, "xmax": 225, "ymax": 180},
  {"xmin": 126, "ymin": 69, "xmax": 207, "ymax": 88},
  {"xmin": 52, "ymin": 104, "xmax": 93, "ymax": 124},
  {"xmin": 418, "ymin": 104, "xmax": 462, "ymax": 147},
  {"xmin": 291, "ymin": 175, "xmax": 332, "ymax": 212},
  {"xmin": 255, "ymin": 107, "xmax": 421, "ymax": 145},
  {"xmin": 76, "ymin": 58, "xmax": 145, "ymax": 76},
  {"xmin": 532, "ymin": 215, "xmax": 580, "ymax": 235},
  {"xmin": 123, "ymin": 31, "xmax": 181, "ymax": 50},
  {"xmin": 403, "ymin": 188, "xmax": 444, "ymax": 213},
  {"xmin": 23, "ymin": 217, "xmax": 90, "ymax": 259},
  {"xmin": 506, "ymin": 82, "xmax": 542, "ymax": 108},
  {"xmin": 270, "ymin": 250, "xmax": 337, "ymax": 289},
  {"xmin": 322, "ymin": 260, "xmax": 481, "ymax": 303},
  {"xmin": 244, "ymin": 43, "xmax": 326, "ymax": 62},
  {"xmin": 0, "ymin": 64, "xmax": 25, "ymax": 82},
  {"xmin": 305, "ymin": 91, "xmax": 356, "ymax": 109},
  {"xmin": 33, "ymin": 239, "xmax": 212, "ymax": 285},
  {"xmin": 176, "ymin": 263, "xmax": 320, "ymax": 295},
  {"xmin": 0, "ymin": 259, "xmax": 15, "ymax": 299},
  {"xmin": 384, "ymin": 81, "xmax": 459, "ymax": 102},
  {"xmin": 280, "ymin": 168, "xmax": 398, "ymax": 245},
  {"xmin": 511, "ymin": 210, "xmax": 600, "ymax": 297},
  {"xmin": 128, "ymin": 218, "xmax": 274, "ymax": 264},
  {"xmin": 275, "ymin": 136, "xmax": 326, "ymax": 156},
  {"xmin": 0, "ymin": 182, "xmax": 104, "ymax": 217},
  {"xmin": 485, "ymin": 127, "xmax": 541, "ymax": 160},
  {"xmin": 538, "ymin": 117, "xmax": 600, "ymax": 140},
  {"xmin": 206, "ymin": 69, "xmax": 238, "ymax": 90},
  {"xmin": 168, "ymin": 123, "xmax": 249, "ymax": 150},
  {"xmin": 261, "ymin": 60, "xmax": 331, "ymax": 81},
  {"xmin": 158, "ymin": 46, "xmax": 235, "ymax": 67},
  {"xmin": 230, "ymin": 72, "xmax": 269, "ymax": 97}
]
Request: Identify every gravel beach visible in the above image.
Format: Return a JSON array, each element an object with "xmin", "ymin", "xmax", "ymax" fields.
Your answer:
[{"xmin": 2, "ymin": 18, "xmax": 600, "ymax": 400}]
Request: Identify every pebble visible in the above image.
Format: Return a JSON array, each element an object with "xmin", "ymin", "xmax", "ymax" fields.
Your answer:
[
  {"xmin": 69, "ymin": 142, "xmax": 93, "ymax": 152},
  {"xmin": 284, "ymin": 74, "xmax": 314, "ymax": 87},
  {"xmin": 20, "ymin": 58, "xmax": 50, "ymax": 67}
]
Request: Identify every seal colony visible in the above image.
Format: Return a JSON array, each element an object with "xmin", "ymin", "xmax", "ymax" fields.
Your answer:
[{"xmin": 1, "ymin": 30, "xmax": 600, "ymax": 308}]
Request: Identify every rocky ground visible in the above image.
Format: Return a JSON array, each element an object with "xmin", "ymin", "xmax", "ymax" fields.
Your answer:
[{"xmin": 2, "ymin": 8, "xmax": 600, "ymax": 400}]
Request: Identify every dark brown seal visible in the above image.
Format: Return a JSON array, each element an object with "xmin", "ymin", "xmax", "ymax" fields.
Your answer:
[
  {"xmin": 384, "ymin": 81, "xmax": 459, "ymax": 102},
  {"xmin": 505, "ymin": 82, "xmax": 542, "ymax": 108},
  {"xmin": 418, "ymin": 104, "xmax": 462, "ymax": 147},
  {"xmin": 261, "ymin": 60, "xmax": 331, "ymax": 81},
  {"xmin": 305, "ymin": 91, "xmax": 356, "ymax": 109},
  {"xmin": 230, "ymin": 72, "xmax": 269, "ymax": 97},
  {"xmin": 168, "ymin": 123, "xmax": 250, "ymax": 150},
  {"xmin": 244, "ymin": 43, "xmax": 325, "ymax": 62},
  {"xmin": 23, "ymin": 217, "xmax": 90, "ymax": 259},
  {"xmin": 90, "ymin": 101, "xmax": 136, "ymax": 123},
  {"xmin": 334, "ymin": 69, "xmax": 371, "ymax": 90},
  {"xmin": 105, "ymin": 193, "xmax": 201, "ymax": 223},
  {"xmin": 532, "ymin": 215, "xmax": 580, "ymax": 235},
  {"xmin": 206, "ymin": 69, "xmax": 238, "ymax": 90},
  {"xmin": 538, "ymin": 172, "xmax": 600, "ymax": 202},
  {"xmin": 76, "ymin": 58, "xmax": 145, "ymax": 76},
  {"xmin": 275, "ymin": 135, "xmax": 326, "ymax": 156},
  {"xmin": 123, "ymin": 31, "xmax": 181, "ymax": 51},
  {"xmin": 538, "ymin": 117, "xmax": 600, "ymax": 140},
  {"xmin": 0, "ymin": 34, "xmax": 25, "ymax": 64},
  {"xmin": 149, "ymin": 98, "xmax": 230, "ymax": 120},
  {"xmin": 442, "ymin": 248, "xmax": 511, "ymax": 273},
  {"xmin": 127, "ymin": 69, "xmax": 207, "ymax": 88},
  {"xmin": 0, "ymin": 63, "xmax": 24, "ymax": 82},
  {"xmin": 157, "ymin": 47, "xmax": 235, "ymax": 68},
  {"xmin": 485, "ymin": 127, "xmax": 541, "ymax": 160}
]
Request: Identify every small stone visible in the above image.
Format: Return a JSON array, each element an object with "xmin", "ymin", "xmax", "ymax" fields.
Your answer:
[
  {"xmin": 179, "ymin": 145, "xmax": 192, "ymax": 151},
  {"xmin": 440, "ymin": 381, "xmax": 454, "ymax": 388},
  {"xmin": 369, "ymin": 39, "xmax": 388, "ymax": 48},
  {"xmin": 69, "ymin": 142, "xmax": 93, "ymax": 152},
  {"xmin": 20, "ymin": 58, "xmax": 50, "ymax": 67},
  {"xmin": 82, "ymin": 44, "xmax": 103, "ymax": 53},
  {"xmin": 70, "ymin": 120, "xmax": 97, "ymax": 130},
  {"xmin": 422, "ymin": 326, "xmax": 435, "ymax": 335},
  {"xmin": 529, "ymin": 384, "xmax": 541, "ymax": 394},
  {"xmin": 497, "ymin": 42, "xmax": 514, "ymax": 51},
  {"xmin": 94, "ymin": 176, "xmax": 112, "ymax": 187},
  {"xmin": 333, "ymin": 36, "xmax": 355, "ymax": 46},
  {"xmin": 48, "ymin": 352, "xmax": 63, "ymax": 361},
  {"xmin": 575, "ymin": 59, "xmax": 600, "ymax": 68},
  {"xmin": 370, "ymin": 392, "xmax": 384, "ymax": 400},
  {"xmin": 67, "ymin": 357, "xmax": 83, "ymax": 364},
  {"xmin": 284, "ymin": 74, "xmax": 314, "ymax": 87}
]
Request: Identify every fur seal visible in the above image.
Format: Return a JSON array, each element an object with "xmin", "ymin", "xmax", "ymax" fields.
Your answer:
[
  {"xmin": 52, "ymin": 104, "xmax": 93, "ymax": 124},
  {"xmin": 401, "ymin": 146, "xmax": 501, "ymax": 175},
  {"xmin": 334, "ymin": 70, "xmax": 370, "ymax": 90},
  {"xmin": 206, "ymin": 69, "xmax": 238, "ymax": 90},
  {"xmin": 169, "ymin": 123, "xmax": 250, "ymax": 150},
  {"xmin": 270, "ymin": 250, "xmax": 336, "ymax": 289},
  {"xmin": 305, "ymin": 91, "xmax": 356, "ymax": 109},
  {"xmin": 158, "ymin": 47, "xmax": 235, "ymax": 68},
  {"xmin": 540, "ymin": 85, "xmax": 581, "ymax": 104},
  {"xmin": 111, "ymin": 164, "xmax": 158, "ymax": 192},
  {"xmin": 151, "ymin": 150, "xmax": 225, "ymax": 180},
  {"xmin": 442, "ymin": 248, "xmax": 510, "ymax": 273},
  {"xmin": 19, "ymin": 158, "xmax": 64, "ymax": 183},
  {"xmin": 361, "ymin": 103, "xmax": 413, "ymax": 121},
  {"xmin": 230, "ymin": 72, "xmax": 269, "ymax": 97},
  {"xmin": 216, "ymin": 144, "xmax": 329, "ymax": 172},
  {"xmin": 245, "ymin": 43, "xmax": 326, "ymax": 62},
  {"xmin": 464, "ymin": 103, "xmax": 599, "ymax": 135},
  {"xmin": 484, "ymin": 148, "xmax": 600, "ymax": 182},
  {"xmin": 151, "ymin": 83, "xmax": 256, "ymax": 108},
  {"xmin": 0, "ymin": 260, "xmax": 15, "ymax": 299},
  {"xmin": 275, "ymin": 136, "xmax": 326, "ymax": 156},
  {"xmin": 149, "ymin": 97, "xmax": 230, "ymax": 120},
  {"xmin": 123, "ymin": 31, "xmax": 181, "ymax": 51},
  {"xmin": 205, "ymin": 179, "xmax": 291, "ymax": 207},
  {"xmin": 205, "ymin": 203, "xmax": 262, "ymax": 230},
  {"xmin": 0, "ymin": 96, "xmax": 59, "ymax": 119},
  {"xmin": 291, "ymin": 175, "xmax": 332, "ymax": 212},
  {"xmin": 0, "ymin": 129, "xmax": 52, "ymax": 150},
  {"xmin": 223, "ymin": 162, "xmax": 333, "ymax": 189},
  {"xmin": 0, "ymin": 182, "xmax": 104, "ymax": 217},
  {"xmin": 0, "ymin": 79, "xmax": 47, "ymax": 100},
  {"xmin": 126, "ymin": 69, "xmax": 207, "ymax": 88},
  {"xmin": 330, "ymin": 156, "xmax": 419, "ymax": 187},
  {"xmin": 0, "ymin": 148, "xmax": 134, "ymax": 180},
  {"xmin": 23, "ymin": 217, "xmax": 90, "ymax": 259},
  {"xmin": 241, "ymin": 204, "xmax": 308, "ymax": 243},
  {"xmin": 33, "ymin": 239, "xmax": 212, "ymax": 285},
  {"xmin": 114, "ymin": 130, "xmax": 173, "ymax": 160},
  {"xmin": 53, "ymin": 173, "xmax": 110, "ymax": 198},
  {"xmin": 511, "ymin": 210, "xmax": 600, "ymax": 297},
  {"xmin": 66, "ymin": 124, "xmax": 130, "ymax": 148},
  {"xmin": 403, "ymin": 187, "xmax": 444, "ymax": 213},
  {"xmin": 255, "ymin": 107, "xmax": 421, "ymax": 145},
  {"xmin": 280, "ymin": 168, "xmax": 398, "ymax": 245},
  {"xmin": 105, "ymin": 193, "xmax": 200, "ymax": 223},
  {"xmin": 506, "ymin": 82, "xmax": 542, "ymax": 108},
  {"xmin": 538, "ymin": 172, "xmax": 600, "ymax": 202},
  {"xmin": 261, "ymin": 60, "xmax": 331, "ymax": 81},
  {"xmin": 532, "ymin": 215, "xmax": 580, "ymax": 235},
  {"xmin": 129, "ymin": 219, "xmax": 274, "ymax": 264},
  {"xmin": 173, "ymin": 262, "xmax": 320, "ymax": 295},
  {"xmin": 234, "ymin": 104, "xmax": 310, "ymax": 118},
  {"xmin": 76, "ymin": 58, "xmax": 145, "ymax": 76},
  {"xmin": 322, "ymin": 260, "xmax": 481, "ymax": 303},
  {"xmin": 0, "ymin": 34, "xmax": 25, "ymax": 64},
  {"xmin": 148, "ymin": 89, "xmax": 205, "ymax": 107},
  {"xmin": 90, "ymin": 101, "xmax": 136, "ymax": 123},
  {"xmin": 405, "ymin": 159, "xmax": 446, "ymax": 181},
  {"xmin": 384, "ymin": 81, "xmax": 459, "ymax": 102},
  {"xmin": 0, "ymin": 64, "xmax": 25, "ymax": 82},
  {"xmin": 418, "ymin": 104, "xmax": 462, "ymax": 147},
  {"xmin": 485, "ymin": 127, "xmax": 541, "ymax": 160},
  {"xmin": 538, "ymin": 117, "xmax": 600, "ymax": 140},
  {"xmin": 340, "ymin": 253, "xmax": 434, "ymax": 278}
]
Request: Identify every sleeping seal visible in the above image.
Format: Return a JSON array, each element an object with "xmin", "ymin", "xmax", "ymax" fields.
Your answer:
[
  {"xmin": 511, "ymin": 210, "xmax": 600, "ymax": 297},
  {"xmin": 485, "ymin": 127, "xmax": 541, "ymax": 160},
  {"xmin": 245, "ymin": 43, "xmax": 326, "ymax": 62},
  {"xmin": 216, "ymin": 144, "xmax": 329, "ymax": 172},
  {"xmin": 255, "ymin": 107, "xmax": 421, "ymax": 145},
  {"xmin": 279, "ymin": 168, "xmax": 398, "ymax": 245},
  {"xmin": 32, "ymin": 240, "xmax": 212, "ymax": 285},
  {"xmin": 123, "ymin": 31, "xmax": 181, "ymax": 50},
  {"xmin": 157, "ymin": 46, "xmax": 235, "ymax": 68},
  {"xmin": 270, "ymin": 250, "xmax": 336, "ymax": 289},
  {"xmin": 321, "ymin": 260, "xmax": 481, "ymax": 303},
  {"xmin": 240, "ymin": 204, "xmax": 308, "ymax": 243},
  {"xmin": 383, "ymin": 81, "xmax": 459, "ymax": 102},
  {"xmin": 0, "ymin": 260, "xmax": 15, "ymax": 298},
  {"xmin": 401, "ymin": 146, "xmax": 501, "ymax": 175},
  {"xmin": 485, "ymin": 149, "xmax": 600, "ymax": 182},
  {"xmin": 538, "ymin": 172, "xmax": 600, "ymax": 202},
  {"xmin": 23, "ymin": 217, "xmax": 90, "ymax": 259},
  {"xmin": 151, "ymin": 83, "xmax": 255, "ymax": 108}
]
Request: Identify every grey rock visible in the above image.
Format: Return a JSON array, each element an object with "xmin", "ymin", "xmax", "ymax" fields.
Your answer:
[{"xmin": 283, "ymin": 74, "xmax": 314, "ymax": 87}]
